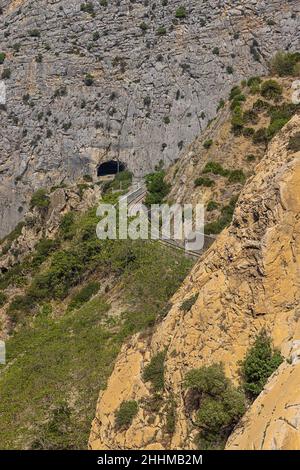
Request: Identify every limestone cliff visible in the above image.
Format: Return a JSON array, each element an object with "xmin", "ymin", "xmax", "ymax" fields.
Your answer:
[
  {"xmin": 89, "ymin": 115, "xmax": 300, "ymax": 450},
  {"xmin": 0, "ymin": 0, "xmax": 299, "ymax": 237},
  {"xmin": 226, "ymin": 359, "xmax": 300, "ymax": 450}
]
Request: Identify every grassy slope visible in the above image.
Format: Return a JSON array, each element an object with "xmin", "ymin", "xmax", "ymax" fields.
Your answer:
[{"xmin": 0, "ymin": 199, "xmax": 193, "ymax": 449}]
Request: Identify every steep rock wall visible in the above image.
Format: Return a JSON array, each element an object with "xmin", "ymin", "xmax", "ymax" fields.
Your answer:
[
  {"xmin": 89, "ymin": 115, "xmax": 300, "ymax": 450},
  {"xmin": 0, "ymin": 0, "xmax": 299, "ymax": 236}
]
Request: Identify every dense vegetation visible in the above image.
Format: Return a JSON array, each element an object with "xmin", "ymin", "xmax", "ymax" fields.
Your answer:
[
  {"xmin": 0, "ymin": 193, "xmax": 193, "ymax": 449},
  {"xmin": 229, "ymin": 53, "xmax": 300, "ymax": 139},
  {"xmin": 102, "ymin": 170, "xmax": 133, "ymax": 193},
  {"xmin": 142, "ymin": 351, "xmax": 166, "ymax": 392},
  {"xmin": 270, "ymin": 51, "xmax": 300, "ymax": 76},
  {"xmin": 145, "ymin": 171, "xmax": 171, "ymax": 205},
  {"xmin": 184, "ymin": 364, "xmax": 246, "ymax": 450},
  {"xmin": 183, "ymin": 331, "xmax": 283, "ymax": 449},
  {"xmin": 240, "ymin": 330, "xmax": 283, "ymax": 398},
  {"xmin": 204, "ymin": 196, "xmax": 238, "ymax": 235},
  {"xmin": 115, "ymin": 401, "xmax": 138, "ymax": 430}
]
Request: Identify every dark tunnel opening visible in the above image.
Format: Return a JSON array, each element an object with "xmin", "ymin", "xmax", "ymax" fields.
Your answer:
[{"xmin": 97, "ymin": 160, "xmax": 126, "ymax": 177}]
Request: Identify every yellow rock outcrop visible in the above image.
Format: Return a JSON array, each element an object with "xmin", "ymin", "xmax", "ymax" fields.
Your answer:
[{"xmin": 89, "ymin": 115, "xmax": 300, "ymax": 450}]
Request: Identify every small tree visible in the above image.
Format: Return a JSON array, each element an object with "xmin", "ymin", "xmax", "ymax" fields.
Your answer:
[
  {"xmin": 143, "ymin": 351, "xmax": 166, "ymax": 391},
  {"xmin": 271, "ymin": 51, "xmax": 300, "ymax": 77},
  {"xmin": 30, "ymin": 189, "xmax": 50, "ymax": 210},
  {"xmin": 184, "ymin": 364, "xmax": 245, "ymax": 450},
  {"xmin": 240, "ymin": 330, "xmax": 283, "ymax": 398},
  {"xmin": 115, "ymin": 401, "xmax": 138, "ymax": 430}
]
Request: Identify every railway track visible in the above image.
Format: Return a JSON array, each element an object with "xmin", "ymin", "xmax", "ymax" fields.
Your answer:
[{"xmin": 120, "ymin": 185, "xmax": 217, "ymax": 259}]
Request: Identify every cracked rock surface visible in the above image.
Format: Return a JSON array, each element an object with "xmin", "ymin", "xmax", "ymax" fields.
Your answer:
[
  {"xmin": 89, "ymin": 115, "xmax": 300, "ymax": 450},
  {"xmin": 0, "ymin": 0, "xmax": 299, "ymax": 236}
]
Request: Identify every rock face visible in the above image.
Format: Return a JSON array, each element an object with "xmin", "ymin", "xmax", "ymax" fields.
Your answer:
[
  {"xmin": 226, "ymin": 358, "xmax": 300, "ymax": 450},
  {"xmin": 0, "ymin": 0, "xmax": 299, "ymax": 237},
  {"xmin": 89, "ymin": 115, "xmax": 300, "ymax": 450},
  {"xmin": 0, "ymin": 183, "xmax": 101, "ymax": 272}
]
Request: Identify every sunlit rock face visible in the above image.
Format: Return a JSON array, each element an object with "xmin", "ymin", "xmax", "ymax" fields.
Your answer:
[
  {"xmin": 0, "ymin": 0, "xmax": 299, "ymax": 236},
  {"xmin": 89, "ymin": 116, "xmax": 300, "ymax": 450}
]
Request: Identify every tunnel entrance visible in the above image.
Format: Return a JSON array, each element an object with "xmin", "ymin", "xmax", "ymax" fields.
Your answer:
[{"xmin": 97, "ymin": 160, "xmax": 126, "ymax": 177}]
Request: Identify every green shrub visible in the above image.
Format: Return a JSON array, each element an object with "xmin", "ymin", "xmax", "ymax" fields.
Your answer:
[
  {"xmin": 266, "ymin": 118, "xmax": 288, "ymax": 139},
  {"xmin": 157, "ymin": 26, "xmax": 167, "ymax": 36},
  {"xmin": 247, "ymin": 76, "xmax": 261, "ymax": 87},
  {"xmin": 194, "ymin": 177, "xmax": 215, "ymax": 188},
  {"xmin": 252, "ymin": 127, "xmax": 268, "ymax": 145},
  {"xmin": 0, "ymin": 291, "xmax": 7, "ymax": 307},
  {"xmin": 270, "ymin": 51, "xmax": 300, "ymax": 76},
  {"xmin": 203, "ymin": 139, "xmax": 213, "ymax": 149},
  {"xmin": 184, "ymin": 364, "xmax": 245, "ymax": 450},
  {"xmin": 207, "ymin": 200, "xmax": 219, "ymax": 211},
  {"xmin": 80, "ymin": 2, "xmax": 95, "ymax": 15},
  {"xmin": 247, "ymin": 76, "xmax": 261, "ymax": 94},
  {"xmin": 28, "ymin": 247, "xmax": 87, "ymax": 301},
  {"xmin": 242, "ymin": 127, "xmax": 255, "ymax": 138},
  {"xmin": 115, "ymin": 401, "xmax": 138, "ymax": 430},
  {"xmin": 203, "ymin": 162, "xmax": 229, "ymax": 177},
  {"xmin": 230, "ymin": 94, "xmax": 246, "ymax": 110},
  {"xmin": 84, "ymin": 73, "xmax": 94, "ymax": 86},
  {"xmin": 204, "ymin": 196, "xmax": 238, "ymax": 234},
  {"xmin": 175, "ymin": 6, "xmax": 187, "ymax": 18},
  {"xmin": 229, "ymin": 86, "xmax": 242, "ymax": 101},
  {"xmin": 226, "ymin": 66, "xmax": 234, "ymax": 75},
  {"xmin": 212, "ymin": 47, "xmax": 220, "ymax": 56},
  {"xmin": 83, "ymin": 174, "xmax": 92, "ymax": 182},
  {"xmin": 228, "ymin": 169, "xmax": 246, "ymax": 184},
  {"xmin": 180, "ymin": 294, "xmax": 198, "ymax": 312},
  {"xmin": 139, "ymin": 22, "xmax": 148, "ymax": 31},
  {"xmin": 30, "ymin": 402, "xmax": 72, "ymax": 450},
  {"xmin": 246, "ymin": 154, "xmax": 256, "ymax": 162},
  {"xmin": 240, "ymin": 330, "xmax": 283, "ymax": 398},
  {"xmin": 59, "ymin": 213, "xmax": 76, "ymax": 240},
  {"xmin": 113, "ymin": 170, "xmax": 132, "ymax": 190},
  {"xmin": 145, "ymin": 171, "xmax": 170, "ymax": 205},
  {"xmin": 30, "ymin": 189, "xmax": 50, "ymax": 210},
  {"xmin": 231, "ymin": 105, "xmax": 244, "ymax": 135},
  {"xmin": 28, "ymin": 29, "xmax": 40, "ymax": 38},
  {"xmin": 0, "ymin": 52, "xmax": 6, "ymax": 64},
  {"xmin": 266, "ymin": 102, "xmax": 299, "ymax": 139},
  {"xmin": 217, "ymin": 99, "xmax": 225, "ymax": 111},
  {"xmin": 243, "ymin": 109, "xmax": 259, "ymax": 125},
  {"xmin": 142, "ymin": 393, "xmax": 164, "ymax": 413},
  {"xmin": 143, "ymin": 95, "xmax": 151, "ymax": 107},
  {"xmin": 143, "ymin": 351, "xmax": 166, "ymax": 391},
  {"xmin": 31, "ymin": 238, "xmax": 58, "ymax": 268},
  {"xmin": 103, "ymin": 170, "xmax": 132, "ymax": 193},
  {"xmin": 288, "ymin": 133, "xmax": 300, "ymax": 152},
  {"xmin": 252, "ymin": 99, "xmax": 270, "ymax": 112},
  {"xmin": 68, "ymin": 281, "xmax": 100, "ymax": 311},
  {"xmin": 8, "ymin": 294, "xmax": 36, "ymax": 324},
  {"xmin": 261, "ymin": 79, "xmax": 282, "ymax": 99}
]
